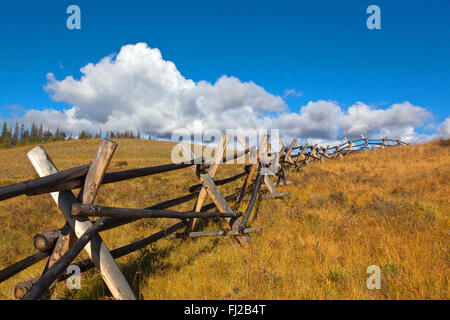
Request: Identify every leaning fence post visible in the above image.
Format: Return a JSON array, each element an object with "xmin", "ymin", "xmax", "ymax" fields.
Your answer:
[
  {"xmin": 34, "ymin": 222, "xmax": 74, "ymax": 299},
  {"xmin": 347, "ymin": 139, "xmax": 354, "ymax": 155},
  {"xmin": 237, "ymin": 135, "xmax": 268, "ymax": 203},
  {"xmin": 294, "ymin": 142, "xmax": 308, "ymax": 167},
  {"xmin": 27, "ymin": 142, "xmax": 136, "ymax": 300},
  {"xmin": 285, "ymin": 138, "xmax": 297, "ymax": 163},
  {"xmin": 190, "ymin": 133, "xmax": 229, "ymax": 231},
  {"xmin": 179, "ymin": 141, "xmax": 251, "ymax": 246}
]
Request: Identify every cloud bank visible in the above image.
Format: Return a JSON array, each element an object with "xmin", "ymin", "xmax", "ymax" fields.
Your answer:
[{"xmin": 8, "ymin": 43, "xmax": 447, "ymax": 143}]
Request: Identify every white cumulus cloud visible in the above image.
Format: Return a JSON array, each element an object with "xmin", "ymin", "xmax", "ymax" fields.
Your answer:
[
  {"xmin": 5, "ymin": 42, "xmax": 440, "ymax": 144},
  {"xmin": 434, "ymin": 117, "xmax": 450, "ymax": 139},
  {"xmin": 43, "ymin": 43, "xmax": 285, "ymax": 137}
]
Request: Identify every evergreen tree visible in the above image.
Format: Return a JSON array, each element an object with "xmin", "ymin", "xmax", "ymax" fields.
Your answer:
[
  {"xmin": 30, "ymin": 122, "xmax": 37, "ymax": 142},
  {"xmin": 1, "ymin": 121, "xmax": 8, "ymax": 139},
  {"xmin": 0, "ymin": 123, "xmax": 145, "ymax": 148},
  {"xmin": 38, "ymin": 123, "xmax": 43, "ymax": 141},
  {"xmin": 79, "ymin": 130, "xmax": 92, "ymax": 139},
  {"xmin": 0, "ymin": 122, "xmax": 12, "ymax": 147},
  {"xmin": 20, "ymin": 123, "xmax": 24, "ymax": 140},
  {"xmin": 55, "ymin": 127, "xmax": 60, "ymax": 140},
  {"xmin": 23, "ymin": 128, "xmax": 29, "ymax": 143},
  {"xmin": 13, "ymin": 121, "xmax": 19, "ymax": 144},
  {"xmin": 43, "ymin": 129, "xmax": 53, "ymax": 141}
]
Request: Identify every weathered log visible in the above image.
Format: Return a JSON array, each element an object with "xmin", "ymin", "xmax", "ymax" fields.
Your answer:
[
  {"xmin": 4, "ymin": 156, "xmax": 206, "ymax": 200},
  {"xmin": 171, "ymin": 227, "xmax": 262, "ymax": 239},
  {"xmin": 190, "ymin": 134, "xmax": 230, "ymax": 231},
  {"xmin": 38, "ymin": 222, "xmax": 75, "ymax": 300},
  {"xmin": 33, "ymin": 228, "xmax": 65, "ymax": 252},
  {"xmin": 71, "ymin": 203, "xmax": 243, "ymax": 219},
  {"xmin": 188, "ymin": 171, "xmax": 247, "ymax": 193},
  {"xmin": 274, "ymin": 180, "xmax": 292, "ymax": 186},
  {"xmin": 77, "ymin": 139, "xmax": 135, "ymax": 299},
  {"xmin": 22, "ymin": 218, "xmax": 107, "ymax": 300},
  {"xmin": 0, "ymin": 147, "xmax": 252, "ymax": 202},
  {"xmin": 103, "ymin": 159, "xmax": 201, "ymax": 185},
  {"xmin": 242, "ymin": 192, "xmax": 288, "ymax": 201},
  {"xmin": 102, "ymin": 148, "xmax": 249, "ymax": 184},
  {"xmin": 97, "ymin": 192, "xmax": 200, "ymax": 232},
  {"xmin": 276, "ymin": 162, "xmax": 288, "ymax": 185},
  {"xmin": 294, "ymin": 143, "xmax": 309, "ymax": 166},
  {"xmin": 347, "ymin": 139, "xmax": 354, "ymax": 154},
  {"xmin": 213, "ymin": 148, "xmax": 251, "ymax": 165},
  {"xmin": 310, "ymin": 144, "xmax": 318, "ymax": 158},
  {"xmin": 179, "ymin": 141, "xmax": 251, "ymax": 245},
  {"xmin": 0, "ymin": 251, "xmax": 49, "ymax": 284},
  {"xmin": 322, "ymin": 145, "xmax": 330, "ymax": 160},
  {"xmin": 276, "ymin": 146, "xmax": 286, "ymax": 166},
  {"xmin": 197, "ymin": 169, "xmax": 251, "ymax": 245},
  {"xmin": 288, "ymin": 151, "xmax": 321, "ymax": 161},
  {"xmin": 237, "ymin": 135, "xmax": 268, "ymax": 203},
  {"xmin": 13, "ymin": 277, "xmax": 40, "ymax": 300},
  {"xmin": 0, "ymin": 165, "xmax": 89, "ymax": 201},
  {"xmin": 199, "ymin": 193, "xmax": 239, "ymax": 212},
  {"xmin": 285, "ymin": 139, "xmax": 297, "ymax": 163},
  {"xmin": 239, "ymin": 171, "xmax": 263, "ymax": 231},
  {"xmin": 263, "ymin": 174, "xmax": 277, "ymax": 194},
  {"xmin": 307, "ymin": 153, "xmax": 321, "ymax": 161}
]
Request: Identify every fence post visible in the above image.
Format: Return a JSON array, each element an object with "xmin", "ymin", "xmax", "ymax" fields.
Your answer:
[
  {"xmin": 179, "ymin": 141, "xmax": 252, "ymax": 246},
  {"xmin": 285, "ymin": 138, "xmax": 297, "ymax": 163},
  {"xmin": 237, "ymin": 135, "xmax": 268, "ymax": 203},
  {"xmin": 190, "ymin": 133, "xmax": 229, "ymax": 231}
]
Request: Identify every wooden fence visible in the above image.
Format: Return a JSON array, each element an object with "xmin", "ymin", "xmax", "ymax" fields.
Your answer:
[{"xmin": 0, "ymin": 134, "xmax": 406, "ymax": 299}]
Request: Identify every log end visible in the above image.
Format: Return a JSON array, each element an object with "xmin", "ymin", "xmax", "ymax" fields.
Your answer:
[
  {"xmin": 71, "ymin": 202, "xmax": 82, "ymax": 215},
  {"xmin": 33, "ymin": 229, "xmax": 62, "ymax": 252},
  {"xmin": 33, "ymin": 235, "xmax": 49, "ymax": 252},
  {"xmin": 12, "ymin": 278, "xmax": 38, "ymax": 300},
  {"xmin": 13, "ymin": 277, "xmax": 52, "ymax": 300}
]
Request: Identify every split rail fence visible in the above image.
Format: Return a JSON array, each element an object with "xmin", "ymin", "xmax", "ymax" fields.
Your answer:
[{"xmin": 0, "ymin": 133, "xmax": 406, "ymax": 299}]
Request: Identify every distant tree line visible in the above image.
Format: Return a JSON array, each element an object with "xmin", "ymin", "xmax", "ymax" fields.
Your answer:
[{"xmin": 0, "ymin": 121, "xmax": 147, "ymax": 148}]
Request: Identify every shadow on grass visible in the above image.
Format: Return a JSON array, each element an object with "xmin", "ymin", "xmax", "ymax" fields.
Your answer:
[{"xmin": 63, "ymin": 235, "xmax": 222, "ymax": 300}]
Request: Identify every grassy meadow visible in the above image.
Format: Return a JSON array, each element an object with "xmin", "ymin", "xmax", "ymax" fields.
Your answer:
[{"xmin": 0, "ymin": 138, "xmax": 448, "ymax": 299}]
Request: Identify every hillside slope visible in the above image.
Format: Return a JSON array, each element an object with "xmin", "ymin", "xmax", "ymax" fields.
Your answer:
[{"xmin": 0, "ymin": 139, "xmax": 448, "ymax": 299}]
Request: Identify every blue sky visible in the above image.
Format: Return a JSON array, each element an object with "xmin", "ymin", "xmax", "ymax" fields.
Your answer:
[{"xmin": 0, "ymin": 0, "xmax": 449, "ymax": 142}]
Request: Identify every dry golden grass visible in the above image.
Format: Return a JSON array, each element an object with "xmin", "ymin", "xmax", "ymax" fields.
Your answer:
[{"xmin": 0, "ymin": 138, "xmax": 448, "ymax": 299}]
